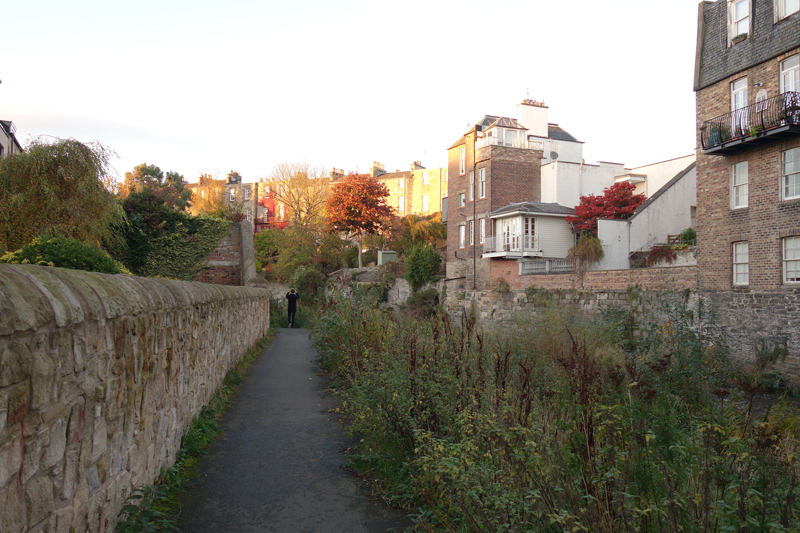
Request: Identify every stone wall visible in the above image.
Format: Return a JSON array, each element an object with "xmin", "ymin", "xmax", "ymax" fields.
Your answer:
[
  {"xmin": 196, "ymin": 220, "xmax": 260, "ymax": 287},
  {"xmin": 0, "ymin": 264, "xmax": 270, "ymax": 533}
]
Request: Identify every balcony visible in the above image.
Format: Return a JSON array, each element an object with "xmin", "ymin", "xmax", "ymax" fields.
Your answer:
[
  {"xmin": 482, "ymin": 234, "xmax": 543, "ymax": 258},
  {"xmin": 475, "ymin": 136, "xmax": 544, "ymax": 151},
  {"xmin": 700, "ymin": 92, "xmax": 800, "ymax": 154}
]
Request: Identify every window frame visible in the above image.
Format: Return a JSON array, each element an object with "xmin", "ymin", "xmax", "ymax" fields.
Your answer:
[
  {"xmin": 479, "ymin": 168, "xmax": 486, "ymax": 199},
  {"xmin": 730, "ymin": 0, "xmax": 750, "ymax": 41},
  {"xmin": 422, "ymin": 171, "xmax": 429, "ymax": 185},
  {"xmin": 244, "ymin": 188, "xmax": 251, "ymax": 201},
  {"xmin": 459, "ymin": 148, "xmax": 466, "ymax": 175},
  {"xmin": 399, "ymin": 179, "xmax": 404, "ymax": 189},
  {"xmin": 469, "ymin": 171, "xmax": 474, "ymax": 201},
  {"xmin": 459, "ymin": 193, "xmax": 465, "ymax": 207},
  {"xmin": 229, "ymin": 189, "xmax": 235, "ymax": 202},
  {"xmin": 780, "ymin": 55, "xmax": 799, "ymax": 94},
  {"xmin": 469, "ymin": 220, "xmax": 474, "ymax": 246},
  {"xmin": 458, "ymin": 225, "xmax": 465, "ymax": 248},
  {"xmin": 783, "ymin": 236, "xmax": 800, "ymax": 283},
  {"xmin": 398, "ymin": 196, "xmax": 405, "ymax": 213},
  {"xmin": 733, "ymin": 241, "xmax": 749, "ymax": 286},
  {"xmin": 479, "ymin": 218, "xmax": 485, "ymax": 244},
  {"xmin": 777, "ymin": 0, "xmax": 800, "ymax": 20},
  {"xmin": 782, "ymin": 147, "xmax": 800, "ymax": 200},
  {"xmin": 731, "ymin": 161, "xmax": 749, "ymax": 209},
  {"xmin": 422, "ymin": 195, "xmax": 429, "ymax": 212}
]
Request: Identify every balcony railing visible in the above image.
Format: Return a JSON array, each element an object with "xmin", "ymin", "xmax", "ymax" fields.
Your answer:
[
  {"xmin": 700, "ymin": 91, "xmax": 800, "ymax": 153},
  {"xmin": 475, "ymin": 136, "xmax": 544, "ymax": 151},
  {"xmin": 482, "ymin": 234, "xmax": 541, "ymax": 257}
]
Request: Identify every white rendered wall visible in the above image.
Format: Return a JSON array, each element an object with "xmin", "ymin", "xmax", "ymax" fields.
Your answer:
[
  {"xmin": 531, "ymin": 137, "xmax": 584, "ymax": 165},
  {"xmin": 538, "ymin": 216, "xmax": 574, "ymax": 258},
  {"xmin": 628, "ymin": 154, "xmax": 695, "ymax": 197},
  {"xmin": 628, "ymin": 165, "xmax": 697, "ymax": 253},
  {"xmin": 517, "ymin": 103, "xmax": 548, "ymax": 137},
  {"xmin": 540, "ymin": 161, "xmax": 628, "ymax": 208},
  {"xmin": 593, "ymin": 219, "xmax": 630, "ymax": 270}
]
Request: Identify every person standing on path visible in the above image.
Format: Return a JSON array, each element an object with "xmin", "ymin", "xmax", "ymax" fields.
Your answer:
[{"xmin": 286, "ymin": 288, "xmax": 300, "ymax": 327}]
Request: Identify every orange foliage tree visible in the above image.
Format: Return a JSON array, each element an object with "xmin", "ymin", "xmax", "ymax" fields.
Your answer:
[{"xmin": 326, "ymin": 173, "xmax": 395, "ymax": 268}]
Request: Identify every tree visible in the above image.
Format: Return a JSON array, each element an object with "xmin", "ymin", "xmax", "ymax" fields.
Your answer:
[
  {"xmin": 395, "ymin": 213, "xmax": 447, "ymax": 255},
  {"xmin": 565, "ymin": 182, "xmax": 646, "ymax": 235},
  {"xmin": 268, "ymin": 162, "xmax": 331, "ymax": 227},
  {"xmin": 326, "ymin": 173, "xmax": 395, "ymax": 268},
  {"xmin": 0, "ymin": 137, "xmax": 124, "ymax": 253},
  {"xmin": 118, "ymin": 163, "xmax": 191, "ymax": 210},
  {"xmin": 189, "ymin": 174, "xmax": 226, "ymax": 216}
]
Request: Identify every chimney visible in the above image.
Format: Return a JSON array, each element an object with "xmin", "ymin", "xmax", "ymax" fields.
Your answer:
[
  {"xmin": 411, "ymin": 161, "xmax": 426, "ymax": 170},
  {"xmin": 370, "ymin": 161, "xmax": 386, "ymax": 177},
  {"xmin": 517, "ymin": 99, "xmax": 548, "ymax": 138}
]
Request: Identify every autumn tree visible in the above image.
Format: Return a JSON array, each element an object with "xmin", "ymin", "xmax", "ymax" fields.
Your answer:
[
  {"xmin": 189, "ymin": 174, "xmax": 226, "ymax": 216},
  {"xmin": 118, "ymin": 163, "xmax": 191, "ymax": 210},
  {"xmin": 0, "ymin": 137, "xmax": 124, "ymax": 253},
  {"xmin": 565, "ymin": 182, "xmax": 646, "ymax": 235},
  {"xmin": 326, "ymin": 173, "xmax": 394, "ymax": 268},
  {"xmin": 268, "ymin": 162, "xmax": 330, "ymax": 227}
]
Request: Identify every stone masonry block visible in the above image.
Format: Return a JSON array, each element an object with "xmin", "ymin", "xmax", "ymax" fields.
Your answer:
[
  {"xmin": 0, "ymin": 433, "xmax": 23, "ymax": 487},
  {"xmin": 0, "ymin": 477, "xmax": 24, "ymax": 533},
  {"xmin": 24, "ymin": 476, "xmax": 55, "ymax": 528}
]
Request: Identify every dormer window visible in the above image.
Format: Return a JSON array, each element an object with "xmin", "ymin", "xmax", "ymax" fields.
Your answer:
[
  {"xmin": 730, "ymin": 0, "xmax": 750, "ymax": 42},
  {"xmin": 777, "ymin": 0, "xmax": 800, "ymax": 20}
]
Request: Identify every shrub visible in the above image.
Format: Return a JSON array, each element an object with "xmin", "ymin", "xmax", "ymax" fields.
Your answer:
[
  {"xmin": 403, "ymin": 287, "xmax": 440, "ymax": 318},
  {"xmin": 0, "ymin": 236, "xmax": 129, "ymax": 274},
  {"xmin": 568, "ymin": 233, "xmax": 604, "ymax": 266},
  {"xmin": 289, "ymin": 265, "xmax": 325, "ymax": 300},
  {"xmin": 681, "ymin": 227, "xmax": 697, "ymax": 246},
  {"xmin": 404, "ymin": 244, "xmax": 442, "ymax": 291},
  {"xmin": 643, "ymin": 244, "xmax": 677, "ymax": 267}
]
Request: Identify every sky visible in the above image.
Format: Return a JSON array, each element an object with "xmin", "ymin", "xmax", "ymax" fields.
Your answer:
[{"xmin": 4, "ymin": 0, "xmax": 704, "ymax": 184}]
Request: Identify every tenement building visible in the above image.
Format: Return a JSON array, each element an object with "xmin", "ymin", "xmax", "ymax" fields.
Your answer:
[{"xmin": 694, "ymin": 0, "xmax": 800, "ymax": 290}]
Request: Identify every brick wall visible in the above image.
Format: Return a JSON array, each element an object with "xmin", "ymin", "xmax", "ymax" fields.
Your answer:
[
  {"xmin": 696, "ymin": 46, "xmax": 800, "ymax": 290},
  {"xmin": 197, "ymin": 222, "xmax": 243, "ymax": 286},
  {"xmin": 0, "ymin": 265, "xmax": 269, "ymax": 532}
]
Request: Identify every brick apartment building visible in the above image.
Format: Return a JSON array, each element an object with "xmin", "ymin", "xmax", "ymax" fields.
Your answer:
[
  {"xmin": 694, "ymin": 0, "xmax": 800, "ymax": 290},
  {"xmin": 446, "ymin": 105, "xmax": 545, "ymax": 289}
]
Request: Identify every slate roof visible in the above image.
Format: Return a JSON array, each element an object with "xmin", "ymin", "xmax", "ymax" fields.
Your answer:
[
  {"xmin": 547, "ymin": 124, "xmax": 579, "ymax": 142},
  {"xmin": 490, "ymin": 201, "xmax": 574, "ymax": 218},
  {"xmin": 630, "ymin": 162, "xmax": 696, "ymax": 220}
]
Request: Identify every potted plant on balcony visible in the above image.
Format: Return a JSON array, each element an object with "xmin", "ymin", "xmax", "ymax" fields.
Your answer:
[
  {"xmin": 708, "ymin": 124, "xmax": 730, "ymax": 145},
  {"xmin": 748, "ymin": 125, "xmax": 763, "ymax": 137},
  {"xmin": 731, "ymin": 33, "xmax": 747, "ymax": 44}
]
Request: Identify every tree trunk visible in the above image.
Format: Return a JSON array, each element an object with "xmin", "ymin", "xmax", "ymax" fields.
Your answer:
[{"xmin": 357, "ymin": 233, "xmax": 363, "ymax": 268}]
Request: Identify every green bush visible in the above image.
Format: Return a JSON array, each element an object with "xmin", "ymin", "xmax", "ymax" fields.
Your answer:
[
  {"xmin": 403, "ymin": 287, "xmax": 439, "ymax": 318},
  {"xmin": 0, "ymin": 236, "xmax": 129, "ymax": 274},
  {"xmin": 289, "ymin": 265, "xmax": 325, "ymax": 301},
  {"xmin": 681, "ymin": 226, "xmax": 697, "ymax": 246},
  {"xmin": 403, "ymin": 244, "xmax": 442, "ymax": 291}
]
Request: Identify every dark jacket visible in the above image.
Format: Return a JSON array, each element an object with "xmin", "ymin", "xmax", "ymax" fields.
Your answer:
[{"xmin": 286, "ymin": 292, "xmax": 300, "ymax": 311}]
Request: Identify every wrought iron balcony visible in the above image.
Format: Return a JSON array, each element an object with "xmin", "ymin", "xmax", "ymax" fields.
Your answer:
[{"xmin": 700, "ymin": 91, "xmax": 800, "ymax": 154}]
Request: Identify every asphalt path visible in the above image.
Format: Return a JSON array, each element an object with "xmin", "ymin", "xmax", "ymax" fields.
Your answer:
[{"xmin": 176, "ymin": 328, "xmax": 413, "ymax": 533}]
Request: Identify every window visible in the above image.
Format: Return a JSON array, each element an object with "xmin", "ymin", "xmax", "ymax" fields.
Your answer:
[
  {"xmin": 731, "ymin": 161, "xmax": 748, "ymax": 208},
  {"xmin": 399, "ymin": 179, "xmax": 404, "ymax": 189},
  {"xmin": 778, "ymin": 0, "xmax": 800, "ymax": 19},
  {"xmin": 229, "ymin": 189, "xmax": 235, "ymax": 202},
  {"xmin": 731, "ymin": 0, "xmax": 750, "ymax": 38},
  {"xmin": 469, "ymin": 171, "xmax": 474, "ymax": 201},
  {"xmin": 784, "ymin": 236, "xmax": 800, "ymax": 282},
  {"xmin": 422, "ymin": 171, "xmax": 429, "ymax": 185},
  {"xmin": 278, "ymin": 204, "xmax": 284, "ymax": 221},
  {"xmin": 731, "ymin": 78, "xmax": 748, "ymax": 133},
  {"xmin": 733, "ymin": 241, "xmax": 749, "ymax": 285},
  {"xmin": 422, "ymin": 195, "xmax": 429, "ymax": 212},
  {"xmin": 479, "ymin": 218, "xmax": 485, "ymax": 244},
  {"xmin": 459, "ymin": 193, "xmax": 465, "ymax": 207},
  {"xmin": 398, "ymin": 196, "xmax": 404, "ymax": 213},
  {"xmin": 781, "ymin": 55, "xmax": 799, "ymax": 93},
  {"xmin": 479, "ymin": 168, "xmax": 486, "ymax": 199},
  {"xmin": 459, "ymin": 148, "xmax": 466, "ymax": 175},
  {"xmin": 444, "ymin": 170, "xmax": 448, "ymax": 182},
  {"xmin": 469, "ymin": 220, "xmax": 474, "ymax": 245},
  {"xmin": 244, "ymin": 188, "xmax": 251, "ymax": 200},
  {"xmin": 246, "ymin": 208, "xmax": 252, "ymax": 222},
  {"xmin": 458, "ymin": 225, "xmax": 465, "ymax": 248},
  {"xmin": 783, "ymin": 148, "xmax": 800, "ymax": 200}
]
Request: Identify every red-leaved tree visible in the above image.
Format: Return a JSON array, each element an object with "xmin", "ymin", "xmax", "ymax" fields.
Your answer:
[
  {"xmin": 326, "ymin": 173, "xmax": 395, "ymax": 268},
  {"xmin": 565, "ymin": 182, "xmax": 646, "ymax": 235}
]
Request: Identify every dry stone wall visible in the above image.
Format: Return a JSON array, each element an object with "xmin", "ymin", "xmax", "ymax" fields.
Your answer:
[{"xmin": 0, "ymin": 264, "xmax": 270, "ymax": 533}]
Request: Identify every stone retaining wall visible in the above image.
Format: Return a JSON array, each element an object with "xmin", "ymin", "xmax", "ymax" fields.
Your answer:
[{"xmin": 0, "ymin": 264, "xmax": 270, "ymax": 533}]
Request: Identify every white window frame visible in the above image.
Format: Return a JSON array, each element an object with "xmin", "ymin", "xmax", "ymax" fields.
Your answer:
[
  {"xmin": 731, "ymin": 161, "xmax": 749, "ymax": 208},
  {"xmin": 479, "ymin": 168, "xmax": 486, "ymax": 199},
  {"xmin": 398, "ymin": 196, "xmax": 404, "ymax": 213},
  {"xmin": 246, "ymin": 208, "xmax": 252, "ymax": 222},
  {"xmin": 780, "ymin": 55, "xmax": 800, "ymax": 94},
  {"xmin": 479, "ymin": 218, "xmax": 485, "ymax": 244},
  {"xmin": 444, "ymin": 170, "xmax": 448, "ymax": 182},
  {"xmin": 469, "ymin": 171, "xmax": 474, "ymax": 201},
  {"xmin": 783, "ymin": 236, "xmax": 800, "ymax": 283},
  {"xmin": 229, "ymin": 189, "xmax": 235, "ymax": 202},
  {"xmin": 733, "ymin": 241, "xmax": 749, "ymax": 285},
  {"xmin": 777, "ymin": 0, "xmax": 800, "ymax": 20},
  {"xmin": 422, "ymin": 195, "xmax": 429, "ymax": 212},
  {"xmin": 459, "ymin": 148, "xmax": 466, "ymax": 175},
  {"xmin": 458, "ymin": 225, "xmax": 465, "ymax": 248},
  {"xmin": 459, "ymin": 193, "xmax": 465, "ymax": 207},
  {"xmin": 783, "ymin": 147, "xmax": 800, "ymax": 200},
  {"xmin": 422, "ymin": 171, "xmax": 429, "ymax": 185},
  {"xmin": 731, "ymin": 77, "xmax": 749, "ymax": 134},
  {"xmin": 244, "ymin": 188, "xmax": 251, "ymax": 200},
  {"xmin": 469, "ymin": 220, "xmax": 474, "ymax": 246},
  {"xmin": 278, "ymin": 204, "xmax": 284, "ymax": 221},
  {"xmin": 399, "ymin": 179, "xmax": 404, "ymax": 189},
  {"xmin": 730, "ymin": 0, "xmax": 750, "ymax": 41}
]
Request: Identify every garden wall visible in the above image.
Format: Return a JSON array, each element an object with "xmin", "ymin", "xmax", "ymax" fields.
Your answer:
[
  {"xmin": 196, "ymin": 220, "xmax": 261, "ymax": 287},
  {"xmin": 0, "ymin": 264, "xmax": 270, "ymax": 533}
]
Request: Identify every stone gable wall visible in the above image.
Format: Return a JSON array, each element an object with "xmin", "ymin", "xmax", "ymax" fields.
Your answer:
[{"xmin": 0, "ymin": 264, "xmax": 269, "ymax": 533}]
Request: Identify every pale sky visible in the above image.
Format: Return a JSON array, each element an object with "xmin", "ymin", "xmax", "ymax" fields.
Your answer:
[{"xmin": 4, "ymin": 0, "xmax": 703, "ymax": 184}]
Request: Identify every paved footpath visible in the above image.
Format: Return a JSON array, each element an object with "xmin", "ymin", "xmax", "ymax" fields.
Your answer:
[{"xmin": 176, "ymin": 328, "xmax": 413, "ymax": 533}]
